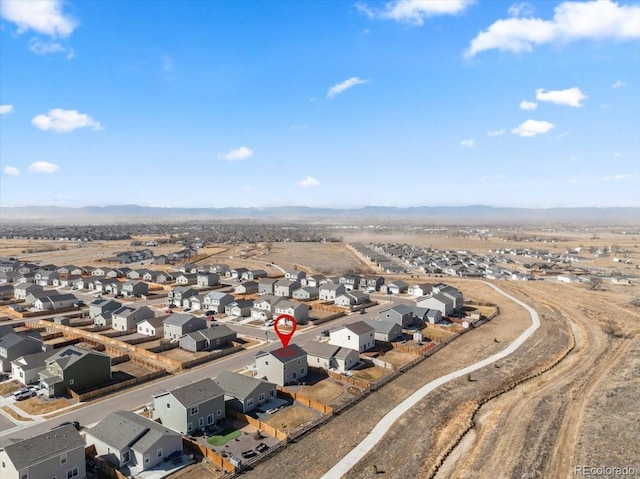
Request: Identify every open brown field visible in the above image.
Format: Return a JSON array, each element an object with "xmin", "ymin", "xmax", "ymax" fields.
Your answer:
[
  {"xmin": 264, "ymin": 404, "xmax": 319, "ymax": 432},
  {"xmin": 16, "ymin": 397, "xmax": 74, "ymax": 415},
  {"xmin": 298, "ymin": 378, "xmax": 344, "ymax": 404}
]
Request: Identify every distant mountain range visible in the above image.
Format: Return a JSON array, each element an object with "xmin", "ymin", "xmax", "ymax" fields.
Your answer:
[{"xmin": 0, "ymin": 204, "xmax": 638, "ymax": 225}]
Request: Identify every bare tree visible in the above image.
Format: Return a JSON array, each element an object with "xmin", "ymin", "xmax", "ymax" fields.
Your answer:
[
  {"xmin": 587, "ymin": 276, "xmax": 603, "ymax": 291},
  {"xmin": 265, "ymin": 241, "xmax": 273, "ymax": 254}
]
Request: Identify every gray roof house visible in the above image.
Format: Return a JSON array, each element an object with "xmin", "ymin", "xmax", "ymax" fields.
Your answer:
[
  {"xmin": 329, "ymin": 321, "xmax": 375, "ymax": 352},
  {"xmin": 432, "ymin": 283, "xmax": 464, "ymax": 309},
  {"xmin": 10, "ymin": 349, "xmax": 53, "ymax": 385},
  {"xmin": 0, "ymin": 284, "xmax": 14, "ymax": 300},
  {"xmin": 416, "ymin": 293, "xmax": 455, "ymax": 316},
  {"xmin": 122, "ymin": 280, "xmax": 149, "ymax": 298},
  {"xmin": 364, "ymin": 319, "xmax": 404, "ymax": 342},
  {"xmin": 407, "ymin": 283, "xmax": 434, "ymax": 297},
  {"xmin": 197, "ymin": 272, "xmax": 219, "ymax": 288},
  {"xmin": 33, "ymin": 293, "xmax": 78, "ymax": 311},
  {"xmin": 89, "ymin": 298, "xmax": 122, "ymax": 319},
  {"xmin": 175, "ymin": 273, "xmax": 197, "ymax": 285},
  {"xmin": 242, "ymin": 269, "xmax": 267, "ymax": 281},
  {"xmin": 0, "ymin": 424, "xmax": 85, "ymax": 479},
  {"xmin": 302, "ymin": 274, "xmax": 328, "ymax": 288},
  {"xmin": 255, "ymin": 344, "xmax": 308, "ymax": 386},
  {"xmin": 235, "ymin": 281, "xmax": 258, "ymax": 295},
  {"xmin": 319, "ymin": 283, "xmax": 346, "ymax": 301},
  {"xmin": 258, "ymin": 278, "xmax": 278, "ymax": 295},
  {"xmin": 381, "ymin": 280, "xmax": 409, "ymax": 294},
  {"xmin": 214, "ymin": 370, "xmax": 277, "ymax": 413},
  {"xmin": 378, "ymin": 304, "xmax": 414, "ymax": 328},
  {"xmin": 167, "ymin": 286, "xmax": 198, "ymax": 306},
  {"xmin": 179, "ymin": 324, "xmax": 237, "ymax": 352},
  {"xmin": 285, "ymin": 270, "xmax": 306, "ymax": 281},
  {"xmin": 229, "ymin": 268, "xmax": 249, "ymax": 279},
  {"xmin": 0, "ymin": 332, "xmax": 44, "ymax": 372},
  {"xmin": 112, "ymin": 306, "xmax": 155, "ymax": 331},
  {"xmin": 274, "ymin": 280, "xmax": 301, "ymax": 298},
  {"xmin": 136, "ymin": 317, "xmax": 165, "ymax": 337},
  {"xmin": 292, "ymin": 286, "xmax": 319, "ymax": 301},
  {"xmin": 203, "ymin": 291, "xmax": 235, "ymax": 313},
  {"xmin": 163, "ymin": 313, "xmax": 206, "ymax": 340},
  {"xmin": 38, "ymin": 346, "xmax": 111, "ymax": 398},
  {"xmin": 152, "ymin": 378, "xmax": 226, "ymax": 434},
  {"xmin": 225, "ymin": 299, "xmax": 254, "ymax": 318},
  {"xmin": 273, "ymin": 299, "xmax": 309, "ymax": 324},
  {"xmin": 304, "ymin": 341, "xmax": 359, "ymax": 373},
  {"xmin": 338, "ymin": 274, "xmax": 361, "ymax": 291},
  {"xmin": 85, "ymin": 410, "xmax": 182, "ymax": 476}
]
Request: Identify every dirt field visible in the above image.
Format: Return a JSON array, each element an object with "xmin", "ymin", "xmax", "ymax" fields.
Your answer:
[
  {"xmin": 421, "ymin": 325, "xmax": 458, "ymax": 343},
  {"xmin": 352, "ymin": 364, "xmax": 391, "ymax": 383},
  {"xmin": 382, "ymin": 349, "xmax": 419, "ymax": 368},
  {"xmin": 264, "ymin": 404, "xmax": 319, "ymax": 432},
  {"xmin": 15, "ymin": 397, "xmax": 74, "ymax": 415},
  {"xmin": 299, "ymin": 379, "xmax": 344, "ymax": 404}
]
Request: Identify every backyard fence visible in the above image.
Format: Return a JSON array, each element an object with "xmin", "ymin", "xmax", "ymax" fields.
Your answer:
[
  {"xmin": 182, "ymin": 437, "xmax": 236, "ymax": 473},
  {"xmin": 226, "ymin": 409, "xmax": 288, "ymax": 441},
  {"xmin": 68, "ymin": 369, "xmax": 166, "ymax": 402},
  {"xmin": 276, "ymin": 386, "xmax": 334, "ymax": 414}
]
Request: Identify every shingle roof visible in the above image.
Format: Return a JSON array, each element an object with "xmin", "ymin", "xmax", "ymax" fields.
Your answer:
[
  {"xmin": 364, "ymin": 319, "xmax": 400, "ymax": 334},
  {"xmin": 1, "ymin": 424, "xmax": 83, "ymax": 470},
  {"xmin": 255, "ymin": 343, "xmax": 307, "ymax": 364},
  {"xmin": 214, "ymin": 370, "xmax": 273, "ymax": 400},
  {"xmin": 86, "ymin": 410, "xmax": 179, "ymax": 452},
  {"xmin": 169, "ymin": 378, "xmax": 225, "ymax": 408},
  {"xmin": 303, "ymin": 341, "xmax": 340, "ymax": 359},
  {"xmin": 46, "ymin": 346, "xmax": 109, "ymax": 369},
  {"xmin": 343, "ymin": 321, "xmax": 374, "ymax": 335},
  {"xmin": 163, "ymin": 313, "xmax": 198, "ymax": 326},
  {"xmin": 183, "ymin": 324, "xmax": 235, "ymax": 342}
]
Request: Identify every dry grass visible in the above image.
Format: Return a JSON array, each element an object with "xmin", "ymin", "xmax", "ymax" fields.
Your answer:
[
  {"xmin": 352, "ymin": 365, "xmax": 392, "ymax": 383},
  {"xmin": 421, "ymin": 326, "xmax": 458, "ymax": 343},
  {"xmin": 168, "ymin": 461, "xmax": 224, "ymax": 479},
  {"xmin": 0, "ymin": 406, "xmax": 33, "ymax": 421},
  {"xmin": 16, "ymin": 397, "xmax": 73, "ymax": 415},
  {"xmin": 0, "ymin": 380, "xmax": 23, "ymax": 395},
  {"xmin": 262, "ymin": 242, "xmax": 374, "ymax": 275},
  {"xmin": 383, "ymin": 349, "xmax": 418, "ymax": 367},
  {"xmin": 264, "ymin": 405, "xmax": 317, "ymax": 431},
  {"xmin": 299, "ymin": 379, "xmax": 344, "ymax": 404}
]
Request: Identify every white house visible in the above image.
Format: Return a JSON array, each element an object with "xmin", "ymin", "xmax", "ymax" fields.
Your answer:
[{"xmin": 329, "ymin": 321, "xmax": 375, "ymax": 352}]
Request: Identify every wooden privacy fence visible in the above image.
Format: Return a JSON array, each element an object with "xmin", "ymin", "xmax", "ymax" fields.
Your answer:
[
  {"xmin": 226, "ymin": 409, "xmax": 288, "ymax": 441},
  {"xmin": 180, "ymin": 345, "xmax": 243, "ymax": 369},
  {"xmin": 182, "ymin": 437, "xmax": 235, "ymax": 473},
  {"xmin": 69, "ymin": 370, "xmax": 166, "ymax": 402},
  {"xmin": 326, "ymin": 369, "xmax": 371, "ymax": 390},
  {"xmin": 276, "ymin": 386, "xmax": 334, "ymax": 414}
]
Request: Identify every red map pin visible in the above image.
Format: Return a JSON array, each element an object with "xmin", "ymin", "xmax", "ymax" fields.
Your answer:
[{"xmin": 273, "ymin": 313, "xmax": 297, "ymax": 351}]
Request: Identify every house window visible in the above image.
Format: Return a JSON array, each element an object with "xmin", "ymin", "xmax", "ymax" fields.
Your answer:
[
  {"xmin": 207, "ymin": 414, "xmax": 214, "ymax": 425},
  {"xmin": 258, "ymin": 393, "xmax": 265, "ymax": 401},
  {"xmin": 300, "ymin": 368, "xmax": 305, "ymax": 375},
  {"xmin": 269, "ymin": 390, "xmax": 275, "ymax": 398},
  {"xmin": 199, "ymin": 417, "xmax": 204, "ymax": 427},
  {"xmin": 157, "ymin": 448, "xmax": 163, "ymax": 458},
  {"xmin": 144, "ymin": 455, "xmax": 150, "ymax": 464},
  {"xmin": 190, "ymin": 406, "xmax": 199, "ymax": 415},
  {"xmin": 316, "ymin": 358, "xmax": 320, "ymax": 363},
  {"xmin": 166, "ymin": 403, "xmax": 170, "ymax": 409},
  {"xmin": 264, "ymin": 360, "xmax": 269, "ymax": 366},
  {"xmin": 122, "ymin": 451, "xmax": 130, "ymax": 464},
  {"xmin": 188, "ymin": 423, "xmax": 193, "ymax": 432},
  {"xmin": 347, "ymin": 335, "xmax": 351, "ymax": 340},
  {"xmin": 247, "ymin": 398, "xmax": 254, "ymax": 407},
  {"xmin": 20, "ymin": 471, "xmax": 28, "ymax": 479},
  {"xmin": 66, "ymin": 467, "xmax": 78, "ymax": 479},
  {"xmin": 60, "ymin": 453, "xmax": 67, "ymax": 464},
  {"xmin": 69, "ymin": 379, "xmax": 74, "ymax": 385},
  {"xmin": 216, "ymin": 409, "xmax": 222, "ymax": 416}
]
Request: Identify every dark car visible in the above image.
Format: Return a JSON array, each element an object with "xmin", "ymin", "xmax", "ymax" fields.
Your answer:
[
  {"xmin": 255, "ymin": 443, "xmax": 269, "ymax": 453},
  {"xmin": 242, "ymin": 450, "xmax": 257, "ymax": 459},
  {"xmin": 359, "ymin": 309, "xmax": 366, "ymax": 314}
]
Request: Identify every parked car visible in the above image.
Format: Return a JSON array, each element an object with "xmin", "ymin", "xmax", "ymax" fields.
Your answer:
[
  {"xmin": 359, "ymin": 309, "xmax": 366, "ymax": 314},
  {"xmin": 184, "ymin": 308, "xmax": 191, "ymax": 312},
  {"xmin": 255, "ymin": 443, "xmax": 269, "ymax": 453},
  {"xmin": 13, "ymin": 389, "xmax": 35, "ymax": 401},
  {"xmin": 265, "ymin": 320, "xmax": 275, "ymax": 327},
  {"xmin": 241, "ymin": 450, "xmax": 257, "ymax": 459},
  {"xmin": 74, "ymin": 300, "xmax": 85, "ymax": 307},
  {"xmin": 165, "ymin": 309, "xmax": 173, "ymax": 314},
  {"xmin": 205, "ymin": 310, "xmax": 215, "ymax": 316}
]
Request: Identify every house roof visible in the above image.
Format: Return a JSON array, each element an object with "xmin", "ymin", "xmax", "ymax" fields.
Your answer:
[
  {"xmin": 164, "ymin": 313, "xmax": 199, "ymax": 326},
  {"xmin": 303, "ymin": 341, "xmax": 340, "ymax": 359},
  {"xmin": 342, "ymin": 321, "xmax": 374, "ymax": 336},
  {"xmin": 388, "ymin": 280, "xmax": 409, "ymax": 289},
  {"xmin": 0, "ymin": 332, "xmax": 42, "ymax": 351},
  {"xmin": 255, "ymin": 343, "xmax": 307, "ymax": 364},
  {"xmin": 183, "ymin": 324, "xmax": 235, "ymax": 342},
  {"xmin": 364, "ymin": 319, "xmax": 401, "ymax": 334},
  {"xmin": 168, "ymin": 378, "xmax": 225, "ymax": 408},
  {"xmin": 139, "ymin": 316, "xmax": 164, "ymax": 328},
  {"xmin": 91, "ymin": 298, "xmax": 121, "ymax": 308},
  {"xmin": 214, "ymin": 370, "xmax": 274, "ymax": 400},
  {"xmin": 46, "ymin": 346, "xmax": 108, "ymax": 369},
  {"xmin": 1, "ymin": 424, "xmax": 83, "ymax": 471},
  {"xmin": 386, "ymin": 304, "xmax": 413, "ymax": 315},
  {"xmin": 10, "ymin": 349, "xmax": 53, "ymax": 369},
  {"xmin": 87, "ymin": 410, "xmax": 180, "ymax": 452},
  {"xmin": 259, "ymin": 278, "xmax": 278, "ymax": 285}
]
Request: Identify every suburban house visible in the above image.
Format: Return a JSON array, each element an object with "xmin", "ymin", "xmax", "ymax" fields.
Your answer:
[
  {"xmin": 126, "ymin": 269, "xmax": 148, "ymax": 279},
  {"xmin": 175, "ymin": 273, "xmax": 197, "ymax": 285},
  {"xmin": 335, "ymin": 291, "xmax": 369, "ymax": 307},
  {"xmin": 38, "ymin": 346, "xmax": 111, "ymax": 397},
  {"xmin": 407, "ymin": 283, "xmax": 434, "ymax": 297},
  {"xmin": 255, "ymin": 344, "xmax": 308, "ymax": 386},
  {"xmin": 91, "ymin": 267, "xmax": 111, "ymax": 276},
  {"xmin": 302, "ymin": 274, "xmax": 328, "ymax": 288},
  {"xmin": 229, "ymin": 268, "xmax": 249, "ymax": 280},
  {"xmin": 329, "ymin": 321, "xmax": 375, "ymax": 352},
  {"xmin": 214, "ymin": 370, "xmax": 277, "ymax": 413},
  {"xmin": 359, "ymin": 275, "xmax": 385, "ymax": 291},
  {"xmin": 242, "ymin": 269, "xmax": 267, "ymax": 281},
  {"xmin": 416, "ymin": 293, "xmax": 455, "ymax": 317},
  {"xmin": 203, "ymin": 291, "xmax": 235, "ymax": 313},
  {"xmin": 53, "ymin": 275, "xmax": 81, "ymax": 288},
  {"xmin": 432, "ymin": 284, "xmax": 464, "ymax": 310},
  {"xmin": 0, "ymin": 424, "xmax": 85, "ymax": 479},
  {"xmin": 137, "ymin": 317, "xmax": 165, "ymax": 337},
  {"xmin": 285, "ymin": 270, "xmax": 306, "ymax": 281},
  {"xmin": 13, "ymin": 283, "xmax": 43, "ymax": 300},
  {"xmin": 304, "ymin": 341, "xmax": 359, "ymax": 372},
  {"xmin": 196, "ymin": 272, "xmax": 219, "ymax": 287},
  {"xmin": 274, "ymin": 280, "xmax": 301, "ymax": 298},
  {"xmin": 146, "ymin": 271, "xmax": 173, "ymax": 283},
  {"xmin": 33, "ymin": 293, "xmax": 78, "ymax": 311},
  {"xmin": 167, "ymin": 286, "xmax": 198, "ymax": 306},
  {"xmin": 152, "ymin": 378, "xmax": 226, "ymax": 434},
  {"xmin": 94, "ymin": 279, "xmax": 122, "ymax": 295},
  {"xmin": 292, "ymin": 286, "xmax": 319, "ymax": 301},
  {"xmin": 381, "ymin": 280, "xmax": 409, "ymax": 294},
  {"xmin": 235, "ymin": 281, "xmax": 258, "ymax": 295},
  {"xmin": 274, "ymin": 300, "xmax": 309, "ymax": 323},
  {"xmin": 86, "ymin": 410, "xmax": 182, "ymax": 476},
  {"xmin": 89, "ymin": 298, "xmax": 122, "ymax": 319},
  {"xmin": 0, "ymin": 332, "xmax": 45, "ymax": 372},
  {"xmin": 184, "ymin": 294, "xmax": 205, "ymax": 311},
  {"xmin": 319, "ymin": 283, "xmax": 346, "ymax": 301},
  {"xmin": 364, "ymin": 319, "xmax": 404, "ymax": 342},
  {"xmin": 35, "ymin": 270, "xmax": 60, "ymax": 286},
  {"xmin": 258, "ymin": 278, "xmax": 278, "ymax": 295},
  {"xmin": 251, "ymin": 295, "xmax": 282, "ymax": 320},
  {"xmin": 163, "ymin": 313, "xmax": 206, "ymax": 340},
  {"xmin": 10, "ymin": 350, "xmax": 53, "ymax": 385},
  {"xmin": 111, "ymin": 306, "xmax": 155, "ymax": 331},
  {"xmin": 339, "ymin": 274, "xmax": 361, "ymax": 291},
  {"xmin": 0, "ymin": 284, "xmax": 13, "ymax": 300},
  {"xmin": 179, "ymin": 324, "xmax": 237, "ymax": 352},
  {"xmin": 210, "ymin": 264, "xmax": 230, "ymax": 275},
  {"xmin": 378, "ymin": 304, "xmax": 414, "ymax": 328},
  {"xmin": 225, "ymin": 299, "xmax": 254, "ymax": 317},
  {"xmin": 122, "ymin": 280, "xmax": 149, "ymax": 298}
]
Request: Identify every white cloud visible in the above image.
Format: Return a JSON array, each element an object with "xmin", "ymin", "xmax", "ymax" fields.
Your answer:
[
  {"xmin": 298, "ymin": 176, "xmax": 320, "ymax": 187},
  {"xmin": 356, "ymin": 0, "xmax": 474, "ymax": 26},
  {"xmin": 28, "ymin": 161, "xmax": 59, "ymax": 174},
  {"xmin": 612, "ymin": 80, "xmax": 626, "ymax": 88},
  {"xmin": 460, "ymin": 139, "xmax": 475, "ymax": 148},
  {"xmin": 2, "ymin": 166, "xmax": 20, "ymax": 176},
  {"xmin": 508, "ymin": 2, "xmax": 535, "ymax": 17},
  {"xmin": 31, "ymin": 108, "xmax": 103, "ymax": 132},
  {"xmin": 487, "ymin": 128, "xmax": 506, "ymax": 137},
  {"xmin": 222, "ymin": 146, "xmax": 254, "ymax": 161},
  {"xmin": 520, "ymin": 100, "xmax": 538, "ymax": 110},
  {"xmin": 466, "ymin": 0, "xmax": 640, "ymax": 57},
  {"xmin": 28, "ymin": 37, "xmax": 74, "ymax": 58},
  {"xmin": 512, "ymin": 119, "xmax": 555, "ymax": 137},
  {"xmin": 603, "ymin": 174, "xmax": 631, "ymax": 181},
  {"xmin": 0, "ymin": 105, "xmax": 14, "ymax": 115},
  {"xmin": 327, "ymin": 77, "xmax": 369, "ymax": 99},
  {"xmin": 0, "ymin": 0, "xmax": 77, "ymax": 37},
  {"xmin": 536, "ymin": 87, "xmax": 586, "ymax": 107}
]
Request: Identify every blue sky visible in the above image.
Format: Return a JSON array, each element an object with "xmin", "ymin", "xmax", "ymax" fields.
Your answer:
[{"xmin": 1, "ymin": 0, "xmax": 639, "ymax": 208}]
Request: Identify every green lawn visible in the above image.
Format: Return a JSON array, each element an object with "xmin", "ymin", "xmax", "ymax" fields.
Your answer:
[{"xmin": 206, "ymin": 429, "xmax": 241, "ymax": 446}]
